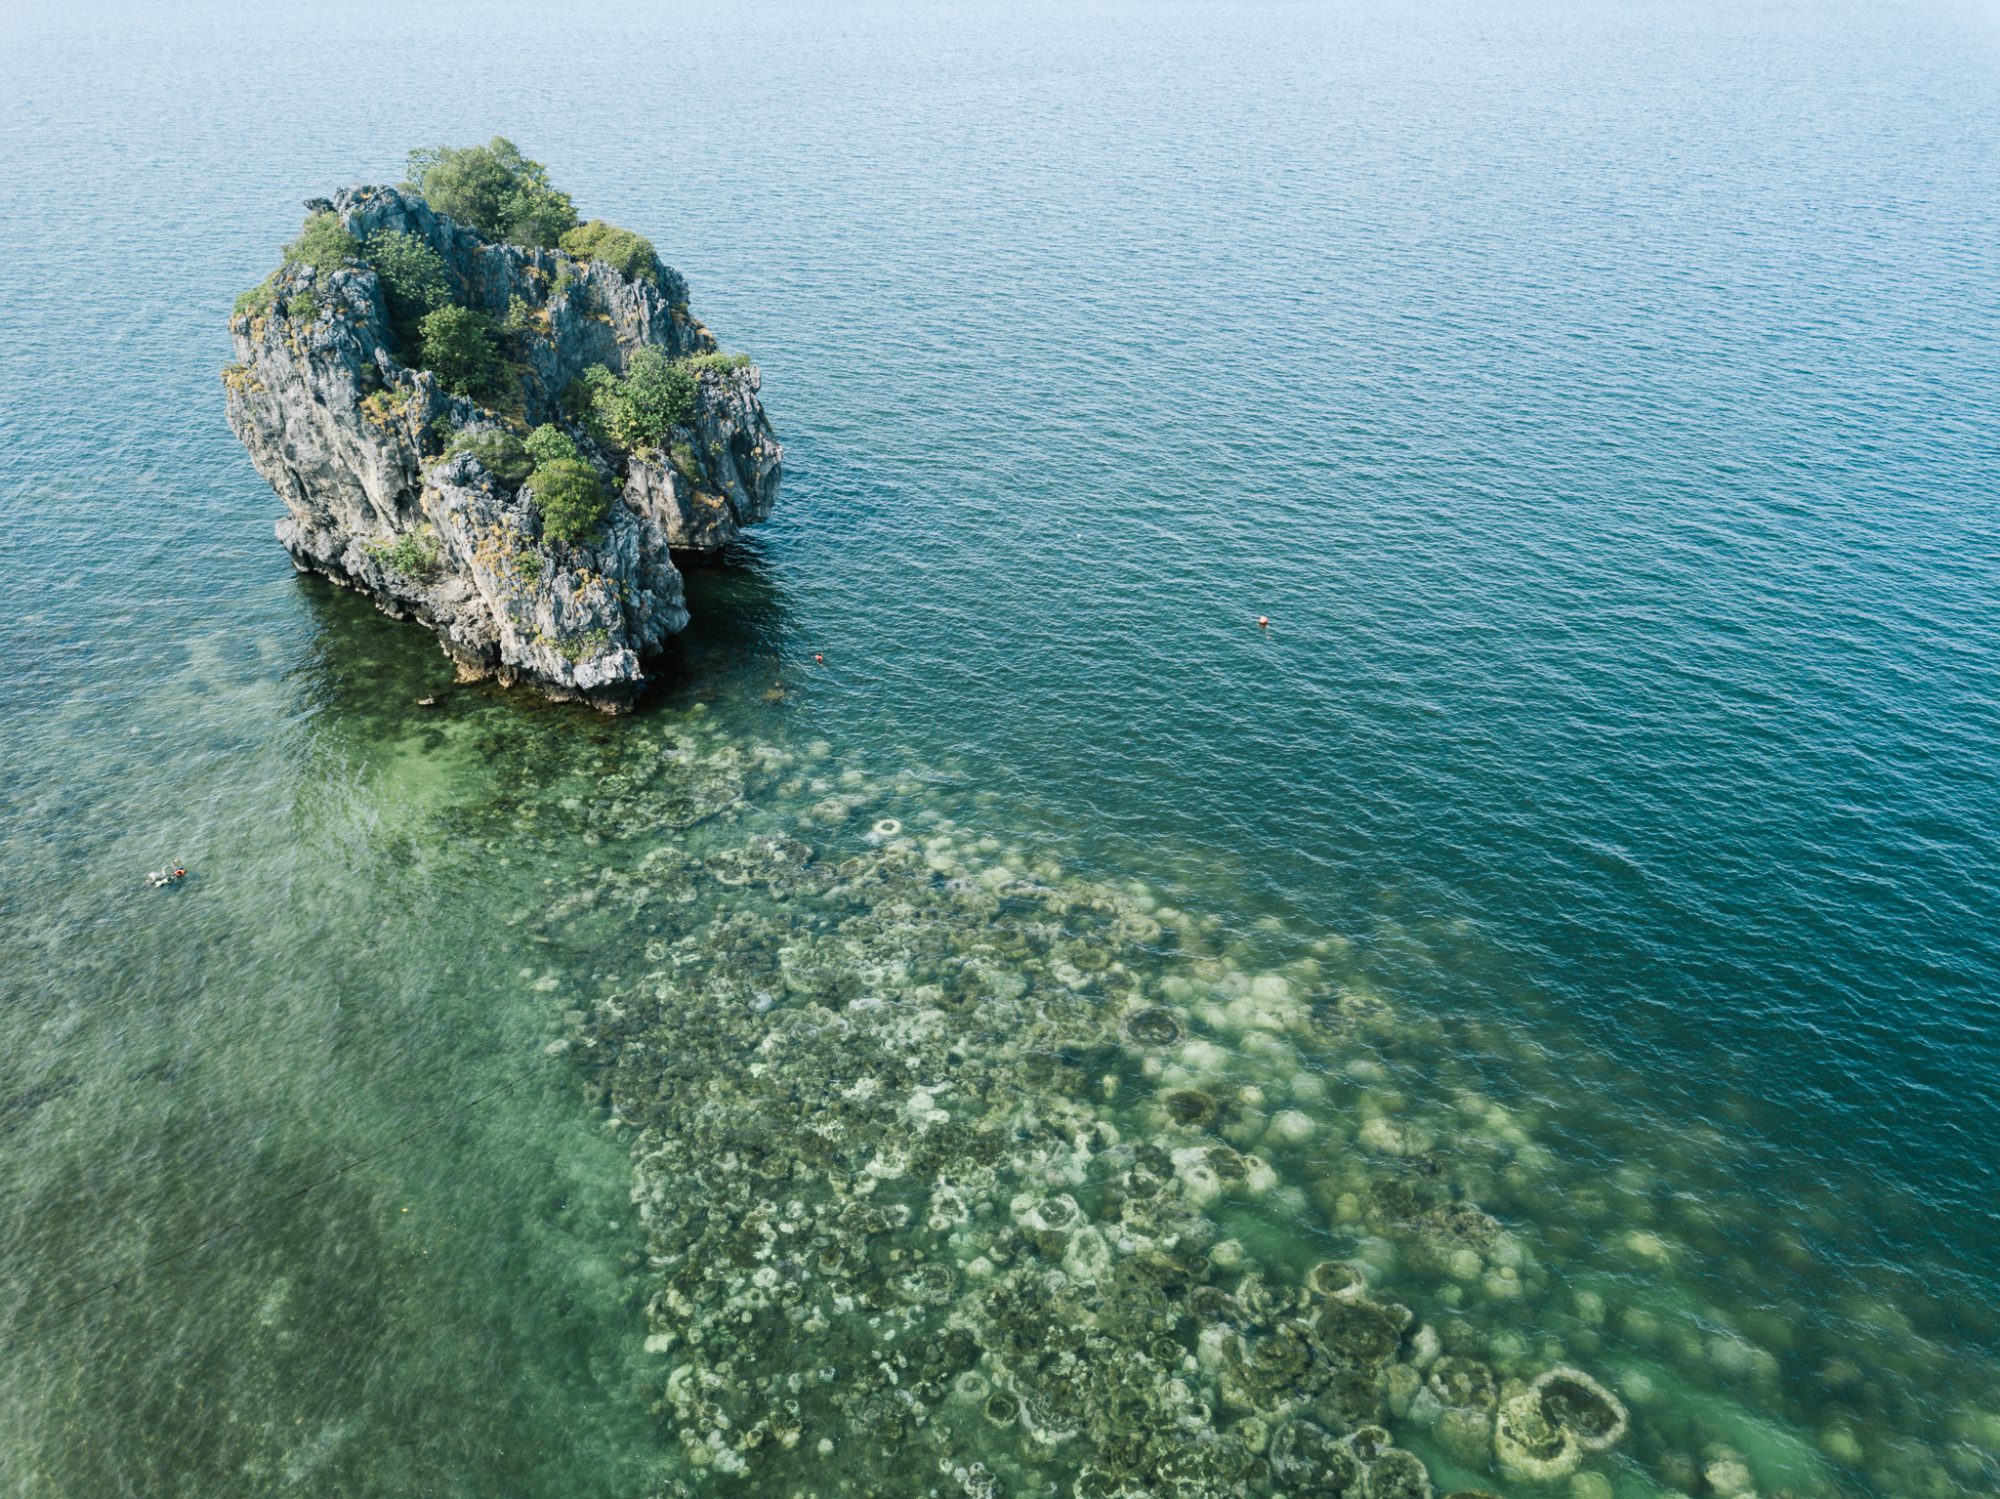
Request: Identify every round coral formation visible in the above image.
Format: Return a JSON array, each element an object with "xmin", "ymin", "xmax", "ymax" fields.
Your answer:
[
  {"xmin": 1364, "ymin": 1447, "xmax": 1435, "ymax": 1499},
  {"xmin": 1124, "ymin": 1006, "xmax": 1183, "ymax": 1047},
  {"xmin": 1270, "ymin": 1419, "xmax": 1362, "ymax": 1491},
  {"xmin": 1437, "ymin": 1405, "xmax": 1496, "ymax": 1466},
  {"xmin": 1494, "ymin": 1389, "xmax": 1583, "ymax": 1483},
  {"xmin": 1162, "ymin": 1088, "xmax": 1218, "ymax": 1127},
  {"xmin": 1532, "ymin": 1366, "xmax": 1628, "ymax": 1452},
  {"xmin": 1313, "ymin": 1298, "xmax": 1406, "ymax": 1369},
  {"xmin": 1308, "ymin": 1259, "xmax": 1366, "ymax": 1299},
  {"xmin": 1427, "ymin": 1356, "xmax": 1499, "ymax": 1413}
]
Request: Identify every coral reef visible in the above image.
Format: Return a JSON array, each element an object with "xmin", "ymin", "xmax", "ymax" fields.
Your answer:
[
  {"xmin": 527, "ymin": 742, "xmax": 1643, "ymax": 1496},
  {"xmin": 394, "ymin": 705, "xmax": 2000, "ymax": 1499}
]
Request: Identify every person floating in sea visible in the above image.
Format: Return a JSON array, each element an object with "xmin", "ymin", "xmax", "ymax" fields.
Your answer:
[{"xmin": 147, "ymin": 863, "xmax": 187, "ymax": 888}]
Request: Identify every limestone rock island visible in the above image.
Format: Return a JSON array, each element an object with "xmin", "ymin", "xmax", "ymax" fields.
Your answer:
[{"xmin": 223, "ymin": 139, "xmax": 780, "ymax": 710}]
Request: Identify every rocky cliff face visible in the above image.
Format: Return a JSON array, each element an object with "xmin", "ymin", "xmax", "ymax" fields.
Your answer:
[{"xmin": 224, "ymin": 185, "xmax": 780, "ymax": 711}]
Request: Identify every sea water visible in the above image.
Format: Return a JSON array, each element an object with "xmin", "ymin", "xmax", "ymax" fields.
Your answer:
[{"xmin": 1, "ymin": 1, "xmax": 1997, "ymax": 1495}]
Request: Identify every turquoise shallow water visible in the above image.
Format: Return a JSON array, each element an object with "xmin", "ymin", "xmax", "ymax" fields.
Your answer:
[{"xmin": 3, "ymin": 1, "xmax": 1999, "ymax": 1495}]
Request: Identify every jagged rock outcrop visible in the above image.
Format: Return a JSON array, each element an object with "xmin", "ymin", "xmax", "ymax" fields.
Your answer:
[{"xmin": 223, "ymin": 185, "xmax": 780, "ymax": 710}]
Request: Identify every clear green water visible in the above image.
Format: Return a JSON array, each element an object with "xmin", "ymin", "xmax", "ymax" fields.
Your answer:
[{"xmin": 3, "ymin": 1, "xmax": 1999, "ymax": 1495}]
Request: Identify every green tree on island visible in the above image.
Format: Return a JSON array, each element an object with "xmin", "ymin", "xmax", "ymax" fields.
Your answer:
[
  {"xmin": 416, "ymin": 304, "xmax": 504, "ymax": 399},
  {"xmin": 572, "ymin": 348, "xmax": 696, "ymax": 452},
  {"xmin": 405, "ymin": 137, "xmax": 578, "ymax": 248},
  {"xmin": 528, "ymin": 457, "xmax": 609, "ymax": 547},
  {"xmin": 363, "ymin": 229, "xmax": 453, "ymax": 346}
]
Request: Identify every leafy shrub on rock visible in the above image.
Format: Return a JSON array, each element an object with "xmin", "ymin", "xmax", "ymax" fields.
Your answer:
[
  {"xmin": 501, "ymin": 296, "xmax": 538, "ymax": 337},
  {"xmin": 447, "ymin": 428, "xmax": 532, "ymax": 484},
  {"xmin": 405, "ymin": 137, "xmax": 577, "ymax": 249},
  {"xmin": 417, "ymin": 305, "xmax": 504, "ymax": 399},
  {"xmin": 364, "ymin": 526, "xmax": 441, "ymax": 579},
  {"xmin": 618, "ymin": 349, "xmax": 697, "ymax": 445},
  {"xmin": 558, "ymin": 220, "xmax": 660, "ymax": 285},
  {"xmin": 683, "ymin": 350, "xmax": 752, "ymax": 375},
  {"xmin": 525, "ymin": 424, "xmax": 581, "ymax": 469},
  {"xmin": 233, "ymin": 279, "xmax": 276, "ymax": 320},
  {"xmin": 572, "ymin": 349, "xmax": 695, "ymax": 453},
  {"xmin": 364, "ymin": 229, "xmax": 452, "ymax": 349},
  {"xmin": 233, "ymin": 210, "xmax": 356, "ymax": 322},
  {"xmin": 284, "ymin": 211, "xmax": 361, "ymax": 275},
  {"xmin": 566, "ymin": 364, "xmax": 618, "ymax": 432},
  {"xmin": 529, "ymin": 457, "xmax": 609, "ymax": 546}
]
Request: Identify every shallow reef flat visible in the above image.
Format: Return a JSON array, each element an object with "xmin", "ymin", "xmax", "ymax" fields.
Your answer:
[{"xmin": 434, "ymin": 717, "xmax": 2000, "ymax": 1499}]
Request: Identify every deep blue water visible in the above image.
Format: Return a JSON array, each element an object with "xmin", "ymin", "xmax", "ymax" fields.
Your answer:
[{"xmin": 3, "ymin": 1, "xmax": 1998, "ymax": 1495}]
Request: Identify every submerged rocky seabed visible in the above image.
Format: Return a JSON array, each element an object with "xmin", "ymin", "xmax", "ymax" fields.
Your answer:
[{"xmin": 440, "ymin": 711, "xmax": 2000, "ymax": 1499}]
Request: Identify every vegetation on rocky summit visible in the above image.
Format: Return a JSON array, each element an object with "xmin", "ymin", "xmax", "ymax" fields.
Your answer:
[
  {"xmin": 523, "ymin": 424, "xmax": 580, "ymax": 470},
  {"xmin": 229, "ymin": 142, "xmax": 743, "ymax": 425},
  {"xmin": 233, "ymin": 210, "xmax": 360, "ymax": 318},
  {"xmin": 403, "ymin": 137, "xmax": 577, "ymax": 248},
  {"xmin": 232, "ymin": 281, "xmax": 274, "ymax": 319},
  {"xmin": 558, "ymin": 219, "xmax": 660, "ymax": 285},
  {"xmin": 284, "ymin": 210, "xmax": 361, "ymax": 274}
]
